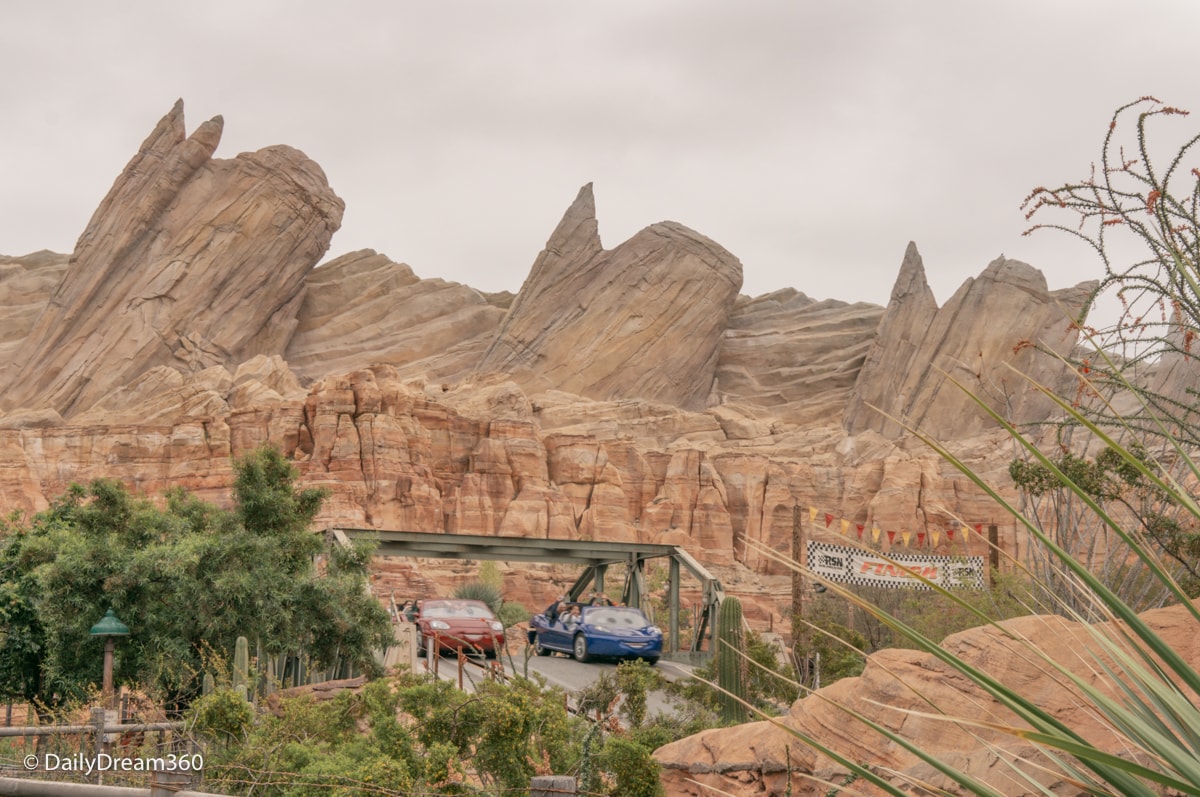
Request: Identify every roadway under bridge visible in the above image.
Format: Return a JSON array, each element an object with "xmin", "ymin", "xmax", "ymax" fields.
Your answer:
[{"xmin": 329, "ymin": 527, "xmax": 725, "ymax": 655}]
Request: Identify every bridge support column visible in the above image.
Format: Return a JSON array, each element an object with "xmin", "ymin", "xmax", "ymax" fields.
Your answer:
[{"xmin": 668, "ymin": 556, "xmax": 680, "ymax": 653}]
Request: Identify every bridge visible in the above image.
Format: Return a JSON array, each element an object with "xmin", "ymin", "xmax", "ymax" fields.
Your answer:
[{"xmin": 329, "ymin": 527, "xmax": 725, "ymax": 655}]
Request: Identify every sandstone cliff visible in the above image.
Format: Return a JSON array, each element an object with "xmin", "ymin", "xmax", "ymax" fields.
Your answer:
[{"xmin": 0, "ymin": 100, "xmax": 1097, "ymax": 593}]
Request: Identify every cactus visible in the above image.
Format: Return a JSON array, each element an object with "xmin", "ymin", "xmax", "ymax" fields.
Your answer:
[
  {"xmin": 715, "ymin": 596, "xmax": 748, "ymax": 724},
  {"xmin": 232, "ymin": 636, "xmax": 250, "ymax": 697},
  {"xmin": 202, "ymin": 672, "xmax": 215, "ymax": 696}
]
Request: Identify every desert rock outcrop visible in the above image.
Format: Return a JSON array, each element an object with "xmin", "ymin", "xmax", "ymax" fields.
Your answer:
[
  {"xmin": 477, "ymin": 183, "xmax": 743, "ymax": 410},
  {"xmin": 285, "ymin": 249, "xmax": 507, "ymax": 383},
  {"xmin": 0, "ymin": 100, "xmax": 343, "ymax": 417},
  {"xmin": 843, "ymin": 243, "xmax": 1097, "ymax": 438}
]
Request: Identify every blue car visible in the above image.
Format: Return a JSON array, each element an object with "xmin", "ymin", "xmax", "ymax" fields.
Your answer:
[{"xmin": 527, "ymin": 605, "xmax": 662, "ymax": 664}]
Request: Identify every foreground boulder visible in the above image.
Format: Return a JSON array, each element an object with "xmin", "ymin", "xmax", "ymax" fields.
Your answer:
[{"xmin": 656, "ymin": 599, "xmax": 1200, "ymax": 795}]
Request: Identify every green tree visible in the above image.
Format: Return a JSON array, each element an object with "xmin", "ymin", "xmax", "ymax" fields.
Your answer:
[{"xmin": 0, "ymin": 445, "xmax": 391, "ymax": 709}]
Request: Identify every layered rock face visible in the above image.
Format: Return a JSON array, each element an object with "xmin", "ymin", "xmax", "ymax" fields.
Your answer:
[
  {"xmin": 0, "ymin": 100, "xmax": 344, "ymax": 418},
  {"xmin": 284, "ymin": 249, "xmax": 507, "ymax": 383},
  {"xmin": 844, "ymin": 242, "xmax": 1097, "ymax": 439},
  {"xmin": 655, "ymin": 599, "xmax": 1200, "ymax": 796},
  {"xmin": 477, "ymin": 184, "xmax": 743, "ymax": 410}
]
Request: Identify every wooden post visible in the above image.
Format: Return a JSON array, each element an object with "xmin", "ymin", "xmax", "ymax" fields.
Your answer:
[
  {"xmin": 531, "ymin": 775, "xmax": 577, "ymax": 795},
  {"xmin": 90, "ymin": 707, "xmax": 105, "ymax": 784},
  {"xmin": 988, "ymin": 524, "xmax": 1000, "ymax": 586},
  {"xmin": 790, "ymin": 504, "xmax": 809, "ymax": 686}
]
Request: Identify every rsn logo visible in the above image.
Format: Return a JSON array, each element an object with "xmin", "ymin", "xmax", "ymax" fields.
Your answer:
[{"xmin": 817, "ymin": 554, "xmax": 844, "ymax": 569}]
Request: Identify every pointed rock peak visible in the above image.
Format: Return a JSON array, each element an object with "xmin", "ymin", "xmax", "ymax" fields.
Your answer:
[
  {"xmin": 571, "ymin": 182, "xmax": 595, "ymax": 217},
  {"xmin": 141, "ymin": 99, "xmax": 190, "ymax": 152},
  {"xmin": 888, "ymin": 241, "xmax": 934, "ymax": 305},
  {"xmin": 543, "ymin": 182, "xmax": 602, "ymax": 260},
  {"xmin": 191, "ymin": 114, "xmax": 224, "ymax": 152}
]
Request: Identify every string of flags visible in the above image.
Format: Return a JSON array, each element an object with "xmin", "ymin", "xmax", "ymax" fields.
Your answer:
[{"xmin": 806, "ymin": 506, "xmax": 992, "ymax": 549}]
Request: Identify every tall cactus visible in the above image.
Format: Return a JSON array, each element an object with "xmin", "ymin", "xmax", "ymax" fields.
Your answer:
[
  {"xmin": 232, "ymin": 635, "xmax": 250, "ymax": 701},
  {"xmin": 715, "ymin": 596, "xmax": 748, "ymax": 724}
]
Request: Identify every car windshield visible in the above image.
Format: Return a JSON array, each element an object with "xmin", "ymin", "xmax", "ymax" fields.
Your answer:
[
  {"xmin": 422, "ymin": 601, "xmax": 493, "ymax": 619},
  {"xmin": 584, "ymin": 607, "xmax": 649, "ymax": 626}
]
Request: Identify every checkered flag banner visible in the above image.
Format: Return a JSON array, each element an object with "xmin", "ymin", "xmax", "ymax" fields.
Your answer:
[{"xmin": 807, "ymin": 540, "xmax": 985, "ymax": 590}]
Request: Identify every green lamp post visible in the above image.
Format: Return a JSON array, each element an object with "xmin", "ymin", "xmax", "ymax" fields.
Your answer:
[{"xmin": 89, "ymin": 609, "xmax": 130, "ymax": 700}]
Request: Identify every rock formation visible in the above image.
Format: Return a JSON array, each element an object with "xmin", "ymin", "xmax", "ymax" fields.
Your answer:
[
  {"xmin": 284, "ymin": 249, "xmax": 508, "ymax": 383},
  {"xmin": 477, "ymin": 183, "xmax": 744, "ymax": 410},
  {"xmin": 655, "ymin": 599, "xmax": 1200, "ymax": 796},
  {"xmin": 843, "ymin": 242, "xmax": 1097, "ymax": 439},
  {"xmin": 0, "ymin": 100, "xmax": 344, "ymax": 418}
]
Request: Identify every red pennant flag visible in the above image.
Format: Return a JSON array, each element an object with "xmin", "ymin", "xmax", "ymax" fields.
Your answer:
[
  {"xmin": 917, "ymin": 532, "xmax": 926, "ymax": 547},
  {"xmin": 887, "ymin": 530, "xmax": 896, "ymax": 544},
  {"xmin": 975, "ymin": 523, "xmax": 983, "ymax": 533},
  {"xmin": 946, "ymin": 528, "xmax": 955, "ymax": 541},
  {"xmin": 856, "ymin": 523, "xmax": 865, "ymax": 539},
  {"xmin": 824, "ymin": 513, "xmax": 834, "ymax": 528}
]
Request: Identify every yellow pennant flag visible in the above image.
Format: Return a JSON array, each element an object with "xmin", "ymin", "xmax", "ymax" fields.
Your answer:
[
  {"xmin": 962, "ymin": 525, "xmax": 970, "ymax": 540},
  {"xmin": 809, "ymin": 506, "xmax": 818, "ymax": 525},
  {"xmin": 901, "ymin": 530, "xmax": 912, "ymax": 547},
  {"xmin": 931, "ymin": 529, "xmax": 941, "ymax": 547},
  {"xmin": 871, "ymin": 526, "xmax": 881, "ymax": 543},
  {"xmin": 840, "ymin": 519, "xmax": 850, "ymax": 535}
]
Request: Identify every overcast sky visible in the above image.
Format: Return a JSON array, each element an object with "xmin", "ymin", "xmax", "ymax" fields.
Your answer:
[{"xmin": 3, "ymin": 1, "xmax": 1198, "ymax": 309}]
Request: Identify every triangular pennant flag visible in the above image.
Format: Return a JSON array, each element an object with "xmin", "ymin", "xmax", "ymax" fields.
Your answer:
[
  {"xmin": 946, "ymin": 527, "xmax": 955, "ymax": 541},
  {"xmin": 916, "ymin": 532, "xmax": 926, "ymax": 547},
  {"xmin": 809, "ymin": 506, "xmax": 817, "ymax": 525},
  {"xmin": 840, "ymin": 519, "xmax": 850, "ymax": 535},
  {"xmin": 931, "ymin": 529, "xmax": 941, "ymax": 547},
  {"xmin": 962, "ymin": 525, "xmax": 971, "ymax": 540},
  {"xmin": 856, "ymin": 523, "xmax": 865, "ymax": 539},
  {"xmin": 886, "ymin": 530, "xmax": 896, "ymax": 544},
  {"xmin": 901, "ymin": 530, "xmax": 912, "ymax": 547},
  {"xmin": 872, "ymin": 526, "xmax": 881, "ymax": 543},
  {"xmin": 824, "ymin": 513, "xmax": 834, "ymax": 528},
  {"xmin": 975, "ymin": 523, "xmax": 983, "ymax": 533}
]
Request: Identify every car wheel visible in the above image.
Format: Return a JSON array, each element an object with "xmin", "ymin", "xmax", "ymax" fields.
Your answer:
[
  {"xmin": 535, "ymin": 636, "xmax": 552, "ymax": 656},
  {"xmin": 642, "ymin": 656, "xmax": 659, "ymax": 666},
  {"xmin": 573, "ymin": 634, "xmax": 590, "ymax": 663}
]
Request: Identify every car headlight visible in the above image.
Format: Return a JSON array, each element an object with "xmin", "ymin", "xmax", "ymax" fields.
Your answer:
[
  {"xmin": 647, "ymin": 626, "xmax": 662, "ymax": 635},
  {"xmin": 488, "ymin": 621, "xmax": 503, "ymax": 632},
  {"xmin": 430, "ymin": 620, "xmax": 451, "ymax": 630},
  {"xmin": 592, "ymin": 625, "xmax": 610, "ymax": 632}
]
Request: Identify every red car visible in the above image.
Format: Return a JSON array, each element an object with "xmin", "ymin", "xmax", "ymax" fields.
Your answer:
[{"xmin": 416, "ymin": 598, "xmax": 506, "ymax": 658}]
